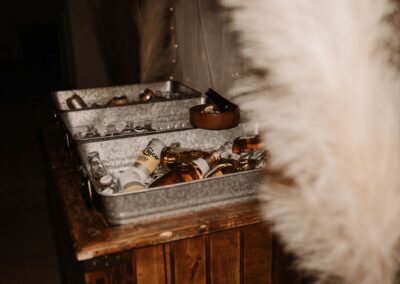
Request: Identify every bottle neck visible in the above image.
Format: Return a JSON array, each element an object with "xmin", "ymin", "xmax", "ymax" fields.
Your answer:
[
  {"xmin": 161, "ymin": 146, "xmax": 209, "ymax": 166},
  {"xmin": 192, "ymin": 151, "xmax": 220, "ymax": 175}
]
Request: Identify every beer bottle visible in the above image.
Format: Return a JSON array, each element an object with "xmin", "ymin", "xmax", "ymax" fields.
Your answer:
[
  {"xmin": 232, "ymin": 134, "xmax": 263, "ymax": 154},
  {"xmin": 160, "ymin": 146, "xmax": 209, "ymax": 168},
  {"xmin": 206, "ymin": 159, "xmax": 238, "ymax": 177},
  {"xmin": 115, "ymin": 138, "xmax": 165, "ymax": 193},
  {"xmin": 106, "ymin": 95, "xmax": 129, "ymax": 106},
  {"xmin": 87, "ymin": 151, "xmax": 107, "ymax": 180},
  {"xmin": 117, "ymin": 169, "xmax": 145, "ymax": 193},
  {"xmin": 148, "ymin": 151, "xmax": 220, "ymax": 188},
  {"xmin": 139, "ymin": 89, "xmax": 157, "ymax": 102},
  {"xmin": 131, "ymin": 138, "xmax": 166, "ymax": 183}
]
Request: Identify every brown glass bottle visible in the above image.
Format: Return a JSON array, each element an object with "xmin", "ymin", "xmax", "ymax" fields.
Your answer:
[
  {"xmin": 139, "ymin": 89, "xmax": 157, "ymax": 102},
  {"xmin": 160, "ymin": 146, "xmax": 209, "ymax": 168},
  {"xmin": 106, "ymin": 95, "xmax": 129, "ymax": 106},
  {"xmin": 148, "ymin": 151, "xmax": 220, "ymax": 188},
  {"xmin": 232, "ymin": 134, "xmax": 263, "ymax": 154}
]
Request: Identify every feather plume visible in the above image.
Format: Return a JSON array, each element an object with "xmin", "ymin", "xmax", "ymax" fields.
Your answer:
[
  {"xmin": 136, "ymin": 0, "xmax": 174, "ymax": 83},
  {"xmin": 221, "ymin": 0, "xmax": 400, "ymax": 282}
]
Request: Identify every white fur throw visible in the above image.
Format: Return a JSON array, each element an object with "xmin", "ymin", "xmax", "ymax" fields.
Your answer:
[{"xmin": 221, "ymin": 0, "xmax": 400, "ymax": 283}]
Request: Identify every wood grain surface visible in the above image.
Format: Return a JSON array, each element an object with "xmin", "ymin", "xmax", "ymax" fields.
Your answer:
[
  {"xmin": 243, "ymin": 224, "xmax": 272, "ymax": 284},
  {"xmin": 210, "ymin": 230, "xmax": 241, "ymax": 284},
  {"xmin": 172, "ymin": 236, "xmax": 206, "ymax": 284},
  {"xmin": 81, "ymin": 225, "xmax": 276, "ymax": 284},
  {"xmin": 135, "ymin": 245, "xmax": 166, "ymax": 284}
]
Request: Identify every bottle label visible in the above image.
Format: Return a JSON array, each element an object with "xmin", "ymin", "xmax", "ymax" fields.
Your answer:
[
  {"xmin": 134, "ymin": 139, "xmax": 166, "ymax": 177},
  {"xmin": 124, "ymin": 183, "xmax": 144, "ymax": 192},
  {"xmin": 135, "ymin": 148, "xmax": 159, "ymax": 174},
  {"xmin": 192, "ymin": 158, "xmax": 210, "ymax": 176}
]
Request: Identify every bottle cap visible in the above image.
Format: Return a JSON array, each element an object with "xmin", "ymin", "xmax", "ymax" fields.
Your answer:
[
  {"xmin": 87, "ymin": 151, "xmax": 100, "ymax": 161},
  {"xmin": 149, "ymin": 138, "xmax": 166, "ymax": 153},
  {"xmin": 100, "ymin": 175, "xmax": 113, "ymax": 186},
  {"xmin": 139, "ymin": 89, "xmax": 157, "ymax": 102}
]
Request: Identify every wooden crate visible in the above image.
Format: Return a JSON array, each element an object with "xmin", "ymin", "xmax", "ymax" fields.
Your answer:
[
  {"xmin": 82, "ymin": 223, "xmax": 272, "ymax": 284},
  {"xmin": 42, "ymin": 112, "xmax": 303, "ymax": 284}
]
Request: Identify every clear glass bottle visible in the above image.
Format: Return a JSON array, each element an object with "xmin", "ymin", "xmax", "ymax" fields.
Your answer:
[
  {"xmin": 104, "ymin": 124, "xmax": 117, "ymax": 136},
  {"xmin": 85, "ymin": 125, "xmax": 100, "ymax": 138},
  {"xmin": 148, "ymin": 151, "xmax": 220, "ymax": 188},
  {"xmin": 99, "ymin": 174, "xmax": 117, "ymax": 192},
  {"xmin": 87, "ymin": 151, "xmax": 107, "ymax": 180}
]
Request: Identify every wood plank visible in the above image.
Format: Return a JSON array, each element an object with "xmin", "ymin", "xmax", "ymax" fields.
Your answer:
[
  {"xmin": 83, "ymin": 251, "xmax": 136, "ymax": 284},
  {"xmin": 164, "ymin": 244, "xmax": 173, "ymax": 284},
  {"xmin": 135, "ymin": 245, "xmax": 166, "ymax": 284},
  {"xmin": 172, "ymin": 236, "xmax": 206, "ymax": 284},
  {"xmin": 84, "ymin": 270, "xmax": 108, "ymax": 284},
  {"xmin": 84, "ymin": 266, "xmax": 136, "ymax": 284},
  {"xmin": 209, "ymin": 230, "xmax": 240, "ymax": 284},
  {"xmin": 78, "ymin": 200, "xmax": 263, "ymax": 260},
  {"xmin": 242, "ymin": 224, "xmax": 272, "ymax": 284}
]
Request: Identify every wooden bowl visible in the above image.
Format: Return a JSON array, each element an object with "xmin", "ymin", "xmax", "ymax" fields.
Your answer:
[{"xmin": 190, "ymin": 104, "xmax": 240, "ymax": 130}]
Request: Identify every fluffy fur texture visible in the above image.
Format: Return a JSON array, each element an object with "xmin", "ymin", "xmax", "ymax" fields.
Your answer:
[{"xmin": 221, "ymin": 0, "xmax": 400, "ymax": 283}]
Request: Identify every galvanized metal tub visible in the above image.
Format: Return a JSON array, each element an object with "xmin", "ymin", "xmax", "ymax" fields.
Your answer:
[
  {"xmin": 98, "ymin": 170, "xmax": 263, "ymax": 225},
  {"xmin": 76, "ymin": 124, "xmax": 264, "ymax": 225},
  {"xmin": 52, "ymin": 81, "xmax": 203, "ymax": 142},
  {"xmin": 51, "ymin": 80, "xmax": 201, "ymax": 111}
]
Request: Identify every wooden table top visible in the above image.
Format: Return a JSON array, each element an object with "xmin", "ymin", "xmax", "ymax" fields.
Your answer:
[{"xmin": 42, "ymin": 113, "xmax": 266, "ymax": 261}]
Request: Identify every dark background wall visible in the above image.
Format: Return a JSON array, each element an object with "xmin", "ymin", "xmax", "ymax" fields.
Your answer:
[
  {"xmin": 0, "ymin": 0, "xmax": 141, "ymax": 105},
  {"xmin": 0, "ymin": 2, "xmax": 66, "ymax": 282},
  {"xmin": 0, "ymin": 0, "xmax": 66, "ymax": 104}
]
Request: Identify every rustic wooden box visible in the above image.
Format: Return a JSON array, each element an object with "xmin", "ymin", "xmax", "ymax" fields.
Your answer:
[{"xmin": 42, "ymin": 106, "xmax": 302, "ymax": 284}]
